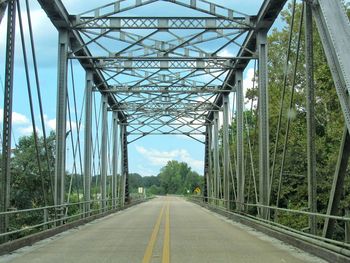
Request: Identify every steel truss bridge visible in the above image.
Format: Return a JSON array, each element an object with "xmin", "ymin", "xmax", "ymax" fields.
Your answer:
[{"xmin": 0, "ymin": 0, "xmax": 350, "ymax": 262}]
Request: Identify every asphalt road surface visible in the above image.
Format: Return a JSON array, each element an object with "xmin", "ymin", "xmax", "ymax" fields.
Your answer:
[{"xmin": 0, "ymin": 196, "xmax": 325, "ymax": 263}]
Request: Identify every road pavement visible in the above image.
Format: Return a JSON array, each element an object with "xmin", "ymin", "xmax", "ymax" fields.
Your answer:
[{"xmin": 0, "ymin": 196, "xmax": 325, "ymax": 263}]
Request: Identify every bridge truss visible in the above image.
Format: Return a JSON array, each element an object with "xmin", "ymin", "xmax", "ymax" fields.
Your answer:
[{"xmin": 0, "ymin": 0, "xmax": 350, "ymax": 260}]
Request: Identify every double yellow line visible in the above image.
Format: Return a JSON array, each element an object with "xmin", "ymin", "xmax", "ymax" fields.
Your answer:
[{"xmin": 142, "ymin": 201, "xmax": 170, "ymax": 263}]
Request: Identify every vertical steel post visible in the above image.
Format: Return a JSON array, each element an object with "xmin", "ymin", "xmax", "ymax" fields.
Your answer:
[
  {"xmin": 204, "ymin": 126, "xmax": 210, "ymax": 202},
  {"xmin": 123, "ymin": 125, "xmax": 129, "ymax": 203},
  {"xmin": 55, "ymin": 29, "xmax": 69, "ymax": 221},
  {"xmin": 223, "ymin": 94, "xmax": 230, "ymax": 210},
  {"xmin": 120, "ymin": 123, "xmax": 129, "ymax": 206},
  {"xmin": 120, "ymin": 124, "xmax": 125, "ymax": 207},
  {"xmin": 257, "ymin": 30, "xmax": 270, "ymax": 219},
  {"xmin": 84, "ymin": 71, "xmax": 93, "ymax": 216},
  {"xmin": 235, "ymin": 70, "xmax": 244, "ymax": 211},
  {"xmin": 100, "ymin": 94, "xmax": 108, "ymax": 211},
  {"xmin": 213, "ymin": 112, "xmax": 219, "ymax": 201},
  {"xmin": 0, "ymin": 1, "xmax": 16, "ymax": 242},
  {"xmin": 208, "ymin": 124, "xmax": 213, "ymax": 199},
  {"xmin": 305, "ymin": 2, "xmax": 317, "ymax": 235},
  {"xmin": 112, "ymin": 112, "xmax": 119, "ymax": 209}
]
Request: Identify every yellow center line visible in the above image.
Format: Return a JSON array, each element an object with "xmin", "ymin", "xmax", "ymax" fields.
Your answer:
[
  {"xmin": 162, "ymin": 202, "xmax": 170, "ymax": 263},
  {"xmin": 142, "ymin": 204, "xmax": 165, "ymax": 263}
]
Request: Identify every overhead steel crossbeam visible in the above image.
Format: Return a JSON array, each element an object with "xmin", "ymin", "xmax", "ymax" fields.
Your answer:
[
  {"xmin": 115, "ymin": 102, "xmax": 218, "ymax": 112},
  {"xmin": 100, "ymin": 85, "xmax": 225, "ymax": 94},
  {"xmin": 93, "ymin": 58, "xmax": 234, "ymax": 70},
  {"xmin": 73, "ymin": 17, "xmax": 250, "ymax": 30}
]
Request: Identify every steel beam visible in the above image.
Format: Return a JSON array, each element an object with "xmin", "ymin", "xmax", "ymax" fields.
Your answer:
[
  {"xmin": 208, "ymin": 124, "xmax": 213, "ymax": 199},
  {"xmin": 304, "ymin": 2, "xmax": 317, "ymax": 235},
  {"xmin": 323, "ymin": 128, "xmax": 350, "ymax": 239},
  {"xmin": 54, "ymin": 29, "xmax": 68, "ymax": 221},
  {"xmin": 223, "ymin": 94, "xmax": 230, "ymax": 210},
  {"xmin": 257, "ymin": 30, "xmax": 269, "ymax": 219},
  {"xmin": 84, "ymin": 71, "xmax": 93, "ymax": 216},
  {"xmin": 213, "ymin": 111, "xmax": 219, "ymax": 200},
  {"xmin": 101, "ymin": 85, "xmax": 223, "ymax": 94},
  {"xmin": 74, "ymin": 17, "xmax": 249, "ymax": 30},
  {"xmin": 120, "ymin": 124, "xmax": 129, "ymax": 206},
  {"xmin": 312, "ymin": 0, "xmax": 350, "ymax": 133},
  {"xmin": 100, "ymin": 94, "xmax": 108, "ymax": 211},
  {"xmin": 0, "ymin": 0, "xmax": 16, "ymax": 243},
  {"xmin": 95, "ymin": 58, "xmax": 233, "ymax": 70},
  {"xmin": 204, "ymin": 127, "xmax": 210, "ymax": 202},
  {"xmin": 235, "ymin": 70, "xmax": 244, "ymax": 211},
  {"xmin": 112, "ymin": 112, "xmax": 119, "ymax": 209}
]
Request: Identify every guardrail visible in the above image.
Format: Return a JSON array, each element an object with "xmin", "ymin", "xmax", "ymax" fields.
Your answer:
[
  {"xmin": 0, "ymin": 195, "xmax": 149, "ymax": 242},
  {"xmin": 188, "ymin": 195, "xmax": 350, "ymax": 260}
]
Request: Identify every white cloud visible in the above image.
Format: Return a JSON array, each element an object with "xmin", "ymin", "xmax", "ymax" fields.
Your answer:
[
  {"xmin": 44, "ymin": 115, "xmax": 80, "ymax": 132},
  {"xmin": 243, "ymin": 67, "xmax": 256, "ymax": 97},
  {"xmin": 44, "ymin": 115, "xmax": 56, "ymax": 130},
  {"xmin": 0, "ymin": 109, "xmax": 30, "ymax": 125},
  {"xmin": 17, "ymin": 125, "xmax": 40, "ymax": 136},
  {"xmin": 217, "ymin": 49, "xmax": 235, "ymax": 57},
  {"xmin": 132, "ymin": 164, "xmax": 156, "ymax": 177},
  {"xmin": 135, "ymin": 145, "xmax": 204, "ymax": 174}
]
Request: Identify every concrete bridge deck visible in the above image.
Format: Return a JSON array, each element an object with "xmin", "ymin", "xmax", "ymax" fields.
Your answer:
[{"xmin": 0, "ymin": 197, "xmax": 325, "ymax": 263}]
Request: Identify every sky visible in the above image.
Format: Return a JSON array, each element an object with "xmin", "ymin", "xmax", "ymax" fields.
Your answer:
[{"xmin": 0, "ymin": 0, "xmax": 285, "ymax": 177}]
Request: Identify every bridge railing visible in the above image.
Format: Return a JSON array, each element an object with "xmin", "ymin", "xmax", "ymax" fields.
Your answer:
[
  {"xmin": 0, "ymin": 196, "xmax": 147, "ymax": 242},
  {"xmin": 189, "ymin": 195, "xmax": 350, "ymax": 258}
]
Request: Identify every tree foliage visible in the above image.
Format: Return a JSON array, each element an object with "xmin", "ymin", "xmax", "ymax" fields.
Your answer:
[
  {"xmin": 224, "ymin": 3, "xmax": 350, "ymax": 238},
  {"xmin": 159, "ymin": 160, "xmax": 202, "ymax": 195},
  {"xmin": 11, "ymin": 132, "xmax": 55, "ymax": 209}
]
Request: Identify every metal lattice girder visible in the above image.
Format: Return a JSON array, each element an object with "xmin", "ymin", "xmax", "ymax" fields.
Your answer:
[
  {"xmin": 94, "ymin": 58, "xmax": 234, "ymax": 70},
  {"xmin": 74, "ymin": 17, "xmax": 250, "ymax": 30},
  {"xmin": 102, "ymin": 85, "xmax": 224, "ymax": 94},
  {"xmin": 115, "ymin": 102, "xmax": 219, "ymax": 112},
  {"xmin": 126, "ymin": 112, "xmax": 209, "ymax": 123},
  {"xmin": 129, "ymin": 132, "xmax": 204, "ymax": 135},
  {"xmin": 127, "ymin": 122, "xmax": 206, "ymax": 126}
]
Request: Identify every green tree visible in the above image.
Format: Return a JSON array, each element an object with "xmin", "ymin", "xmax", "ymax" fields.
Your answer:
[
  {"xmin": 227, "ymin": 3, "xmax": 350, "ymax": 237},
  {"xmin": 11, "ymin": 132, "xmax": 55, "ymax": 209},
  {"xmin": 159, "ymin": 160, "xmax": 203, "ymax": 195}
]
